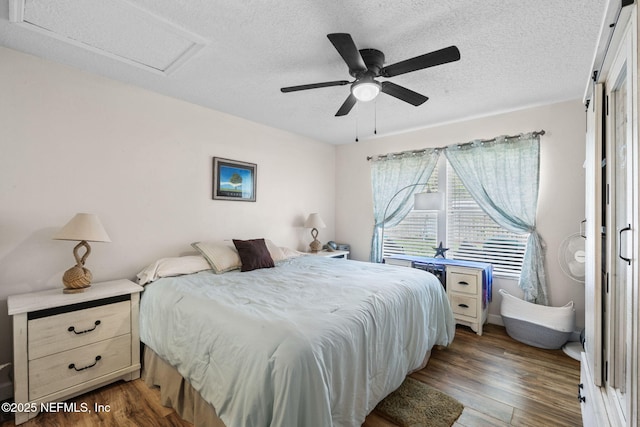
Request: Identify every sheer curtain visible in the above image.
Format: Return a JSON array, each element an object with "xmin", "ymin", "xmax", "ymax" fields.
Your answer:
[
  {"xmin": 444, "ymin": 133, "xmax": 547, "ymax": 304},
  {"xmin": 369, "ymin": 150, "xmax": 440, "ymax": 263}
]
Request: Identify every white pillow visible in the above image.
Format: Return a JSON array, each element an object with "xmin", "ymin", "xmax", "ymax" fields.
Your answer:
[
  {"xmin": 279, "ymin": 246, "xmax": 305, "ymax": 259},
  {"xmin": 137, "ymin": 255, "xmax": 211, "ymax": 285},
  {"xmin": 192, "ymin": 241, "xmax": 242, "ymax": 273},
  {"xmin": 264, "ymin": 239, "xmax": 286, "ymax": 262}
]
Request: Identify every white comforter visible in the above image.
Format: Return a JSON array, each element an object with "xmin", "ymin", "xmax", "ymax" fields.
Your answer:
[{"xmin": 139, "ymin": 255, "xmax": 454, "ymax": 427}]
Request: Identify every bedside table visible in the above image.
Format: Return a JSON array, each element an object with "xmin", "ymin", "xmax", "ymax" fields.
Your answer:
[
  {"xmin": 7, "ymin": 279, "xmax": 143, "ymax": 425},
  {"xmin": 308, "ymin": 250, "xmax": 350, "ymax": 259},
  {"xmin": 384, "ymin": 255, "xmax": 492, "ymax": 335},
  {"xmin": 446, "ymin": 265, "xmax": 490, "ymax": 335}
]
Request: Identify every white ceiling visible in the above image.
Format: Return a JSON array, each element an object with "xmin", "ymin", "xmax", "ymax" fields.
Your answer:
[{"xmin": 0, "ymin": 0, "xmax": 608, "ymax": 144}]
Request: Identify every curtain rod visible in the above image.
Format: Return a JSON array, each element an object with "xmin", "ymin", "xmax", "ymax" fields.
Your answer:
[{"xmin": 366, "ymin": 130, "xmax": 545, "ymax": 161}]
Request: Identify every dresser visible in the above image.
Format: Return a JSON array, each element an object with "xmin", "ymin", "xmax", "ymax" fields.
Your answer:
[
  {"xmin": 384, "ymin": 256, "xmax": 492, "ymax": 335},
  {"xmin": 7, "ymin": 279, "xmax": 143, "ymax": 425}
]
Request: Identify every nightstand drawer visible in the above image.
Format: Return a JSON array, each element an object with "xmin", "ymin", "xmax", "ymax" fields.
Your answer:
[
  {"xmin": 450, "ymin": 294, "xmax": 478, "ymax": 318},
  {"xmin": 448, "ymin": 272, "xmax": 479, "ymax": 295},
  {"xmin": 29, "ymin": 334, "xmax": 131, "ymax": 400},
  {"xmin": 28, "ymin": 300, "xmax": 130, "ymax": 360}
]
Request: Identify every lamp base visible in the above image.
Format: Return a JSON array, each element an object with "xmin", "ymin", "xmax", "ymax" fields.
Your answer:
[
  {"xmin": 309, "ymin": 227, "xmax": 323, "ymax": 252},
  {"xmin": 62, "ymin": 264, "xmax": 93, "ymax": 293},
  {"xmin": 309, "ymin": 239, "xmax": 322, "ymax": 252},
  {"xmin": 63, "ymin": 284, "xmax": 91, "ymax": 294}
]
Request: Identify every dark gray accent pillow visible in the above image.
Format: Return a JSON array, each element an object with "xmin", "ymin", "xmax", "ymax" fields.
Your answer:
[{"xmin": 232, "ymin": 238, "xmax": 275, "ymax": 272}]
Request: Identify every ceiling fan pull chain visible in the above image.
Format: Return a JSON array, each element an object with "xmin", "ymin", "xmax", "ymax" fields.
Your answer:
[
  {"xmin": 374, "ymin": 99, "xmax": 378, "ymax": 135},
  {"xmin": 355, "ymin": 103, "xmax": 359, "ymax": 142}
]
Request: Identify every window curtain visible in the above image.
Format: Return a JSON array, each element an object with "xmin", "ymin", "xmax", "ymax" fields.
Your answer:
[
  {"xmin": 444, "ymin": 133, "xmax": 548, "ymax": 305},
  {"xmin": 370, "ymin": 150, "xmax": 440, "ymax": 263}
]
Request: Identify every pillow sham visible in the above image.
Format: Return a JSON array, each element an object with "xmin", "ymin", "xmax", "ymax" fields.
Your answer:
[
  {"xmin": 137, "ymin": 255, "xmax": 211, "ymax": 285},
  {"xmin": 233, "ymin": 238, "xmax": 275, "ymax": 272},
  {"xmin": 191, "ymin": 241, "xmax": 241, "ymax": 274}
]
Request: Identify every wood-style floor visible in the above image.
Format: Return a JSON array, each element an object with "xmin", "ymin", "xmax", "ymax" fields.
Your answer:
[
  {"xmin": 0, "ymin": 324, "xmax": 581, "ymax": 427},
  {"xmin": 366, "ymin": 324, "xmax": 582, "ymax": 427}
]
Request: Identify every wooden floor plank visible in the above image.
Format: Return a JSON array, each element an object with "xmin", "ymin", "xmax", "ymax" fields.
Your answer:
[{"xmin": 1, "ymin": 324, "xmax": 581, "ymax": 427}]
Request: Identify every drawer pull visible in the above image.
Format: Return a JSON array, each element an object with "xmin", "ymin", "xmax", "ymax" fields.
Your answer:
[
  {"xmin": 458, "ymin": 304, "xmax": 469, "ymax": 308},
  {"xmin": 68, "ymin": 355, "xmax": 101, "ymax": 372},
  {"xmin": 68, "ymin": 320, "xmax": 101, "ymax": 334},
  {"xmin": 457, "ymin": 281, "xmax": 469, "ymax": 286}
]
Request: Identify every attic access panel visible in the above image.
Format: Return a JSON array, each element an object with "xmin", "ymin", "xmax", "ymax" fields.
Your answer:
[{"xmin": 9, "ymin": 0, "xmax": 207, "ymax": 75}]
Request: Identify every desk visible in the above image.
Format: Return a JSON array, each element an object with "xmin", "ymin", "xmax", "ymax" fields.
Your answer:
[{"xmin": 384, "ymin": 255, "xmax": 492, "ymax": 335}]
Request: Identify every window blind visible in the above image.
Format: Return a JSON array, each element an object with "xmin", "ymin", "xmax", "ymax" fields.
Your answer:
[
  {"xmin": 382, "ymin": 210, "xmax": 439, "ymax": 258},
  {"xmin": 446, "ymin": 167, "xmax": 527, "ymax": 276},
  {"xmin": 382, "ymin": 164, "xmax": 439, "ymax": 258}
]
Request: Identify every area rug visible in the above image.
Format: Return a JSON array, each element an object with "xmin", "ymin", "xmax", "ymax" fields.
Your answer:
[{"xmin": 375, "ymin": 377, "xmax": 464, "ymax": 427}]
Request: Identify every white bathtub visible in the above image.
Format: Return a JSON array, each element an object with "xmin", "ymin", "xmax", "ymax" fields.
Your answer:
[{"xmin": 499, "ymin": 289, "xmax": 575, "ymax": 349}]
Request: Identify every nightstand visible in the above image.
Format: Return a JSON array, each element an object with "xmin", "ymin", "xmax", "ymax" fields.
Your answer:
[
  {"xmin": 384, "ymin": 255, "xmax": 492, "ymax": 335},
  {"xmin": 308, "ymin": 250, "xmax": 350, "ymax": 259},
  {"xmin": 446, "ymin": 265, "xmax": 489, "ymax": 335},
  {"xmin": 7, "ymin": 279, "xmax": 143, "ymax": 425}
]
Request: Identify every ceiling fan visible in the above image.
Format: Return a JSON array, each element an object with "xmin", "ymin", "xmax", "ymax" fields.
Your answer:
[{"xmin": 280, "ymin": 33, "xmax": 461, "ymax": 117}]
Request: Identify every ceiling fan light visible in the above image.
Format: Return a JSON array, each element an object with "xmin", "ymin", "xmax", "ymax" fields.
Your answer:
[{"xmin": 352, "ymin": 80, "xmax": 381, "ymax": 102}]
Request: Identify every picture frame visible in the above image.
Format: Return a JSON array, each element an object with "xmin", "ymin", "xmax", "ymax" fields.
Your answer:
[{"xmin": 212, "ymin": 157, "xmax": 257, "ymax": 202}]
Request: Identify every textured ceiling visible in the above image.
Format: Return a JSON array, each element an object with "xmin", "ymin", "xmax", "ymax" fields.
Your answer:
[{"xmin": 0, "ymin": 0, "xmax": 607, "ymax": 144}]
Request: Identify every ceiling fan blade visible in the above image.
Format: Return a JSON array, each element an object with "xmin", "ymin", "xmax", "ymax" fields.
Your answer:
[
  {"xmin": 335, "ymin": 94, "xmax": 357, "ymax": 116},
  {"xmin": 380, "ymin": 46, "xmax": 460, "ymax": 77},
  {"xmin": 281, "ymin": 80, "xmax": 350, "ymax": 93},
  {"xmin": 381, "ymin": 81, "xmax": 428, "ymax": 106},
  {"xmin": 327, "ymin": 33, "xmax": 367, "ymax": 73}
]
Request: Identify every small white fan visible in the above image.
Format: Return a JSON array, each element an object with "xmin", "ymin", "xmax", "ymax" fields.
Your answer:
[
  {"xmin": 558, "ymin": 233, "xmax": 586, "ymax": 282},
  {"xmin": 558, "ymin": 232, "xmax": 585, "ymax": 361}
]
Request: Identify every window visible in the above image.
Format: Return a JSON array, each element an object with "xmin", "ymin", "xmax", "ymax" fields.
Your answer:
[
  {"xmin": 382, "ymin": 159, "xmax": 527, "ymax": 277},
  {"xmin": 446, "ymin": 165, "xmax": 527, "ymax": 277},
  {"xmin": 382, "ymin": 210, "xmax": 439, "ymax": 257},
  {"xmin": 382, "ymin": 163, "xmax": 439, "ymax": 258}
]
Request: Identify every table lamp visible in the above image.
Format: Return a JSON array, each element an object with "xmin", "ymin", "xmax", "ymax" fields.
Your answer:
[
  {"xmin": 53, "ymin": 213, "xmax": 111, "ymax": 293},
  {"xmin": 304, "ymin": 213, "xmax": 326, "ymax": 252}
]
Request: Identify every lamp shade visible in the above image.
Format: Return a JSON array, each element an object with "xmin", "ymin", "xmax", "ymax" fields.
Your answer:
[
  {"xmin": 53, "ymin": 213, "xmax": 111, "ymax": 242},
  {"xmin": 414, "ymin": 192, "xmax": 444, "ymax": 211},
  {"xmin": 304, "ymin": 213, "xmax": 326, "ymax": 229}
]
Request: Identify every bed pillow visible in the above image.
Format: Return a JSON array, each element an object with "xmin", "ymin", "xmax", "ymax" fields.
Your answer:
[
  {"xmin": 264, "ymin": 239, "xmax": 286, "ymax": 262},
  {"xmin": 137, "ymin": 255, "xmax": 211, "ymax": 285},
  {"xmin": 279, "ymin": 246, "xmax": 305, "ymax": 259},
  {"xmin": 191, "ymin": 241, "xmax": 241, "ymax": 273},
  {"xmin": 233, "ymin": 238, "xmax": 275, "ymax": 272}
]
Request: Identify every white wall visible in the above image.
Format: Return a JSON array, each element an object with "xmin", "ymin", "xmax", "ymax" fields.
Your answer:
[
  {"xmin": 335, "ymin": 101, "xmax": 586, "ymax": 329},
  {"xmin": 0, "ymin": 47, "xmax": 336, "ymax": 367}
]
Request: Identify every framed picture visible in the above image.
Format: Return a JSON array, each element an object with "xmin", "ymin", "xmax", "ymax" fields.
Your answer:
[{"xmin": 212, "ymin": 157, "xmax": 257, "ymax": 201}]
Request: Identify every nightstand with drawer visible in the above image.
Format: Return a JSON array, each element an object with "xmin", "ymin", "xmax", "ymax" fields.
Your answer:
[
  {"xmin": 308, "ymin": 250, "xmax": 350, "ymax": 259},
  {"xmin": 446, "ymin": 265, "xmax": 488, "ymax": 335},
  {"xmin": 384, "ymin": 255, "xmax": 492, "ymax": 335},
  {"xmin": 7, "ymin": 279, "xmax": 143, "ymax": 425}
]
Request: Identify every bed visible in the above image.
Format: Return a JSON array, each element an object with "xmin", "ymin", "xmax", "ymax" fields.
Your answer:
[{"xmin": 138, "ymin": 243, "xmax": 455, "ymax": 427}]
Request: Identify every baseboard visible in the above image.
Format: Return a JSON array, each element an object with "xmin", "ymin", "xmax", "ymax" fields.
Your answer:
[{"xmin": 487, "ymin": 314, "xmax": 503, "ymax": 326}]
